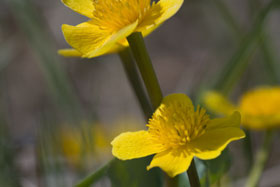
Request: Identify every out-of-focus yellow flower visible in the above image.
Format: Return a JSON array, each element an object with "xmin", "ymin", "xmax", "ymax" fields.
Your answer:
[
  {"xmin": 203, "ymin": 86, "xmax": 280, "ymax": 130},
  {"xmin": 58, "ymin": 0, "xmax": 184, "ymax": 58},
  {"xmin": 60, "ymin": 120, "xmax": 142, "ymax": 167},
  {"xmin": 60, "ymin": 124, "xmax": 110, "ymax": 167},
  {"xmin": 111, "ymin": 94, "xmax": 245, "ymax": 177}
]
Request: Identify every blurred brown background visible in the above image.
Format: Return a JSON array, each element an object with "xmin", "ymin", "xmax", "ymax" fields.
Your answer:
[{"xmin": 0, "ymin": 0, "xmax": 280, "ymax": 186}]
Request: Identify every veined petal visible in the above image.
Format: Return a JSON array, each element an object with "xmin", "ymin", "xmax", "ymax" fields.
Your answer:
[
  {"xmin": 190, "ymin": 112, "xmax": 245, "ymax": 160},
  {"xmin": 155, "ymin": 0, "xmax": 184, "ymax": 24},
  {"xmin": 202, "ymin": 91, "xmax": 237, "ymax": 116},
  {"xmin": 137, "ymin": 0, "xmax": 184, "ymax": 36},
  {"xmin": 62, "ymin": 21, "xmax": 137, "ymax": 58},
  {"xmin": 61, "ymin": 0, "xmax": 94, "ymax": 18},
  {"xmin": 147, "ymin": 149, "xmax": 193, "ymax": 177},
  {"xmin": 111, "ymin": 131, "xmax": 165, "ymax": 160}
]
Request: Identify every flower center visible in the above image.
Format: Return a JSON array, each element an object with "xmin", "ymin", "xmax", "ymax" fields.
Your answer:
[
  {"xmin": 91, "ymin": 0, "xmax": 151, "ymax": 32},
  {"xmin": 148, "ymin": 102, "xmax": 210, "ymax": 149}
]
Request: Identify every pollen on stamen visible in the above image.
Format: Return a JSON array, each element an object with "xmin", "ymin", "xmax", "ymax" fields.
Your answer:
[
  {"xmin": 148, "ymin": 102, "xmax": 210, "ymax": 149},
  {"xmin": 91, "ymin": 0, "xmax": 152, "ymax": 31}
]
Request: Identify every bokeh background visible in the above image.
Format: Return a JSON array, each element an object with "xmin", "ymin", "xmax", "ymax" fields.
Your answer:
[{"xmin": 0, "ymin": 0, "xmax": 280, "ymax": 186}]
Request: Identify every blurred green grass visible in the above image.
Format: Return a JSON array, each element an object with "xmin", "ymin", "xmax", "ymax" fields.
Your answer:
[{"xmin": 0, "ymin": 0, "xmax": 279, "ymax": 186}]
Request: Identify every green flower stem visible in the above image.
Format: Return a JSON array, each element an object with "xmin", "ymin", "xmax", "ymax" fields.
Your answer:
[
  {"xmin": 187, "ymin": 160, "xmax": 201, "ymax": 187},
  {"xmin": 126, "ymin": 32, "xmax": 163, "ymax": 109},
  {"xmin": 166, "ymin": 175, "xmax": 179, "ymax": 187},
  {"xmin": 243, "ymin": 129, "xmax": 254, "ymax": 170},
  {"xmin": 245, "ymin": 131, "xmax": 274, "ymax": 187},
  {"xmin": 127, "ymin": 32, "xmax": 200, "ymax": 187},
  {"xmin": 75, "ymin": 159, "xmax": 114, "ymax": 187},
  {"xmin": 118, "ymin": 48, "xmax": 153, "ymax": 119}
]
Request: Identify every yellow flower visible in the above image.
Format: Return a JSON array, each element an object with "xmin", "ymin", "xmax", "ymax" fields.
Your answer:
[
  {"xmin": 60, "ymin": 124, "xmax": 110, "ymax": 167},
  {"xmin": 203, "ymin": 86, "xmax": 280, "ymax": 130},
  {"xmin": 59, "ymin": 0, "xmax": 184, "ymax": 58},
  {"xmin": 111, "ymin": 94, "xmax": 245, "ymax": 177}
]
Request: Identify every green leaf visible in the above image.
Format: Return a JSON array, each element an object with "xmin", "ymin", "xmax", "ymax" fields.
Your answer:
[
  {"xmin": 75, "ymin": 159, "xmax": 114, "ymax": 187},
  {"xmin": 204, "ymin": 149, "xmax": 231, "ymax": 185},
  {"xmin": 108, "ymin": 156, "xmax": 163, "ymax": 187}
]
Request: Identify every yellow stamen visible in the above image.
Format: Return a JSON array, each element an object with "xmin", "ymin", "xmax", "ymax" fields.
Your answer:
[
  {"xmin": 148, "ymin": 102, "xmax": 210, "ymax": 149},
  {"xmin": 92, "ymin": 0, "xmax": 152, "ymax": 31}
]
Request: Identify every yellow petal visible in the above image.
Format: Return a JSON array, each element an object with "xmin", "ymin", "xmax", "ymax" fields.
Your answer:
[
  {"xmin": 111, "ymin": 131, "xmax": 165, "ymax": 160},
  {"xmin": 242, "ymin": 114, "xmax": 280, "ymax": 130},
  {"xmin": 239, "ymin": 86, "xmax": 280, "ymax": 116},
  {"xmin": 190, "ymin": 112, "xmax": 245, "ymax": 160},
  {"xmin": 206, "ymin": 111, "xmax": 241, "ymax": 130},
  {"xmin": 147, "ymin": 149, "xmax": 193, "ymax": 177},
  {"xmin": 62, "ymin": 21, "xmax": 137, "ymax": 58},
  {"xmin": 137, "ymin": 0, "xmax": 184, "ymax": 36},
  {"xmin": 237, "ymin": 86, "xmax": 280, "ymax": 130},
  {"xmin": 202, "ymin": 91, "xmax": 237, "ymax": 116},
  {"xmin": 162, "ymin": 93, "xmax": 193, "ymax": 107},
  {"xmin": 152, "ymin": 93, "xmax": 194, "ymax": 119},
  {"xmin": 61, "ymin": 0, "xmax": 94, "ymax": 18},
  {"xmin": 58, "ymin": 49, "xmax": 82, "ymax": 57},
  {"xmin": 58, "ymin": 44, "xmax": 125, "ymax": 58}
]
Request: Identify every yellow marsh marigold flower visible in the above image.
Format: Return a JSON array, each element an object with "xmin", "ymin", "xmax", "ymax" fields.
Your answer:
[
  {"xmin": 59, "ymin": 0, "xmax": 184, "ymax": 58},
  {"xmin": 203, "ymin": 86, "xmax": 280, "ymax": 130},
  {"xmin": 60, "ymin": 124, "xmax": 110, "ymax": 166},
  {"xmin": 111, "ymin": 94, "xmax": 245, "ymax": 177}
]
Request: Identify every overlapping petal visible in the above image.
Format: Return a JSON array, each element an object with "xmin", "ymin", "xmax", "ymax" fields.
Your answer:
[
  {"xmin": 62, "ymin": 21, "xmax": 137, "ymax": 58},
  {"xmin": 138, "ymin": 0, "xmax": 184, "ymax": 34},
  {"xmin": 150, "ymin": 93, "xmax": 194, "ymax": 126},
  {"xmin": 161, "ymin": 93, "xmax": 193, "ymax": 107},
  {"xmin": 190, "ymin": 112, "xmax": 245, "ymax": 160},
  {"xmin": 111, "ymin": 131, "xmax": 165, "ymax": 160},
  {"xmin": 61, "ymin": 0, "xmax": 94, "ymax": 18},
  {"xmin": 147, "ymin": 149, "xmax": 193, "ymax": 177}
]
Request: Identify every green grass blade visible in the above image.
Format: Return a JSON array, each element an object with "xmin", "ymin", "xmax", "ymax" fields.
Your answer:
[{"xmin": 7, "ymin": 0, "xmax": 83, "ymax": 122}]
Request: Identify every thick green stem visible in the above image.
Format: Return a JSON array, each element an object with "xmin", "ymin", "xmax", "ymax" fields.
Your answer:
[
  {"xmin": 126, "ymin": 32, "xmax": 163, "ymax": 109},
  {"xmin": 118, "ymin": 48, "xmax": 153, "ymax": 119},
  {"xmin": 187, "ymin": 159, "xmax": 201, "ymax": 187},
  {"xmin": 127, "ymin": 32, "xmax": 200, "ymax": 187},
  {"xmin": 166, "ymin": 174, "xmax": 179, "ymax": 187},
  {"xmin": 245, "ymin": 131, "xmax": 274, "ymax": 187}
]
